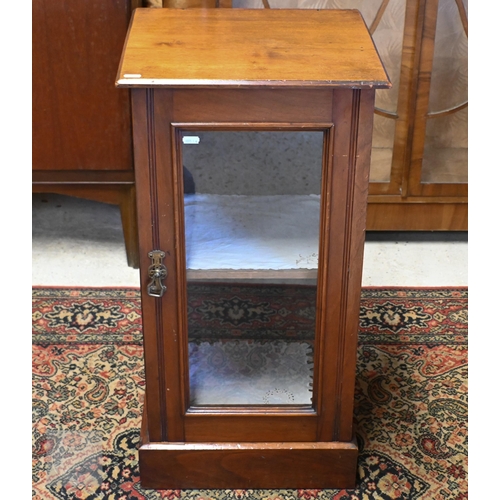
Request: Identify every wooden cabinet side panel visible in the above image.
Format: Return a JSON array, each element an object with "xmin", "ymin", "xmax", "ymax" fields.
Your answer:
[
  {"xmin": 32, "ymin": 0, "xmax": 134, "ymax": 171},
  {"xmin": 336, "ymin": 89, "xmax": 376, "ymax": 440},
  {"xmin": 316, "ymin": 89, "xmax": 374, "ymax": 442}
]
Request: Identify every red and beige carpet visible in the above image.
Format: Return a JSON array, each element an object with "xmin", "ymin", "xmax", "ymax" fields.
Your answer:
[{"xmin": 32, "ymin": 286, "xmax": 467, "ymax": 499}]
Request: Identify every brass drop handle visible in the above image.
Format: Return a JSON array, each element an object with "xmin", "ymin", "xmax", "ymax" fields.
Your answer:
[{"xmin": 147, "ymin": 250, "xmax": 168, "ymax": 298}]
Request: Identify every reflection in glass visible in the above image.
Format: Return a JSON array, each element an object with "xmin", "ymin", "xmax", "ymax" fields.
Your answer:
[
  {"xmin": 422, "ymin": 0, "xmax": 467, "ymax": 184},
  {"xmin": 421, "ymin": 108, "xmax": 467, "ymax": 184},
  {"xmin": 370, "ymin": 115, "xmax": 396, "ymax": 182},
  {"xmin": 368, "ymin": 0, "xmax": 405, "ymax": 184},
  {"xmin": 181, "ymin": 131, "xmax": 323, "ymax": 406}
]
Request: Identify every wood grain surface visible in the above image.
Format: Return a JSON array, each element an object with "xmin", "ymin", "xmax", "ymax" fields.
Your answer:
[{"xmin": 117, "ymin": 8, "xmax": 391, "ymax": 88}]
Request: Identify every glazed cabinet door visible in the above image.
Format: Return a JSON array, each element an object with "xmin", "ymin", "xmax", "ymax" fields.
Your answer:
[
  {"xmin": 407, "ymin": 0, "xmax": 468, "ymax": 198},
  {"xmin": 132, "ymin": 87, "xmax": 375, "ymax": 445}
]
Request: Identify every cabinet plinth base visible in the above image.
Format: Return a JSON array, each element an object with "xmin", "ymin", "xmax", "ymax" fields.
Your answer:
[
  {"xmin": 139, "ymin": 415, "xmax": 358, "ymax": 490},
  {"xmin": 139, "ymin": 440, "xmax": 358, "ymax": 489}
]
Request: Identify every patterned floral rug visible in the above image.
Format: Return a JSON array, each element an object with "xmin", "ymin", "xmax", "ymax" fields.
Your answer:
[{"xmin": 32, "ymin": 286, "xmax": 468, "ymax": 500}]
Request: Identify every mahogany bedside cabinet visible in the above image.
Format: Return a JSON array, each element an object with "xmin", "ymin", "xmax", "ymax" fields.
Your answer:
[{"xmin": 116, "ymin": 7, "xmax": 390, "ymax": 489}]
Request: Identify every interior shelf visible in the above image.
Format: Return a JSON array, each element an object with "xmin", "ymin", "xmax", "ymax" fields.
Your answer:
[{"xmin": 184, "ymin": 194, "xmax": 321, "ymax": 280}]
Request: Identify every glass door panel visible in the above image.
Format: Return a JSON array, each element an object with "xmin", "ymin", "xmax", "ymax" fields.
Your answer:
[
  {"xmin": 370, "ymin": 115, "xmax": 397, "ymax": 182},
  {"xmin": 420, "ymin": 0, "xmax": 468, "ymax": 185},
  {"xmin": 421, "ymin": 107, "xmax": 467, "ymax": 183},
  {"xmin": 368, "ymin": 0, "xmax": 405, "ymax": 186},
  {"xmin": 181, "ymin": 130, "xmax": 324, "ymax": 407}
]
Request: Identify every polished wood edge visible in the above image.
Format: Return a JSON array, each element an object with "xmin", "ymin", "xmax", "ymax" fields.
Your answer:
[
  {"xmin": 32, "ymin": 171, "xmax": 135, "ymax": 184},
  {"xmin": 172, "ymin": 121, "xmax": 334, "ymax": 130},
  {"xmin": 366, "ymin": 202, "xmax": 468, "ymax": 231},
  {"xmin": 138, "ymin": 437, "xmax": 358, "ymax": 489},
  {"xmin": 140, "ymin": 399, "xmax": 149, "ymax": 446},
  {"xmin": 131, "ymin": 89, "xmax": 166, "ymax": 442},
  {"xmin": 146, "ymin": 88, "xmax": 171, "ymax": 441},
  {"xmin": 313, "ymin": 122, "xmax": 335, "ymax": 429},
  {"xmin": 187, "ymin": 269, "xmax": 317, "ymax": 280},
  {"xmin": 161, "ymin": 0, "xmax": 233, "ymax": 8},
  {"xmin": 185, "ymin": 406, "xmax": 317, "ymax": 415},
  {"xmin": 332, "ymin": 89, "xmax": 362, "ymax": 441},
  {"xmin": 141, "ymin": 440, "xmax": 358, "ymax": 451},
  {"xmin": 31, "ymin": 184, "xmax": 133, "ymax": 201},
  {"xmin": 368, "ymin": 195, "xmax": 467, "ymax": 203},
  {"xmin": 117, "ymin": 79, "xmax": 392, "ymax": 89}
]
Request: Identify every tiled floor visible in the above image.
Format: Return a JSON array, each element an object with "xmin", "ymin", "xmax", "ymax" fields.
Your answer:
[{"xmin": 32, "ymin": 193, "xmax": 468, "ymax": 287}]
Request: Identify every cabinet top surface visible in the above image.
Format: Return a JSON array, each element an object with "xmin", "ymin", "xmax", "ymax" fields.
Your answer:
[{"xmin": 116, "ymin": 9, "xmax": 390, "ymax": 89}]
